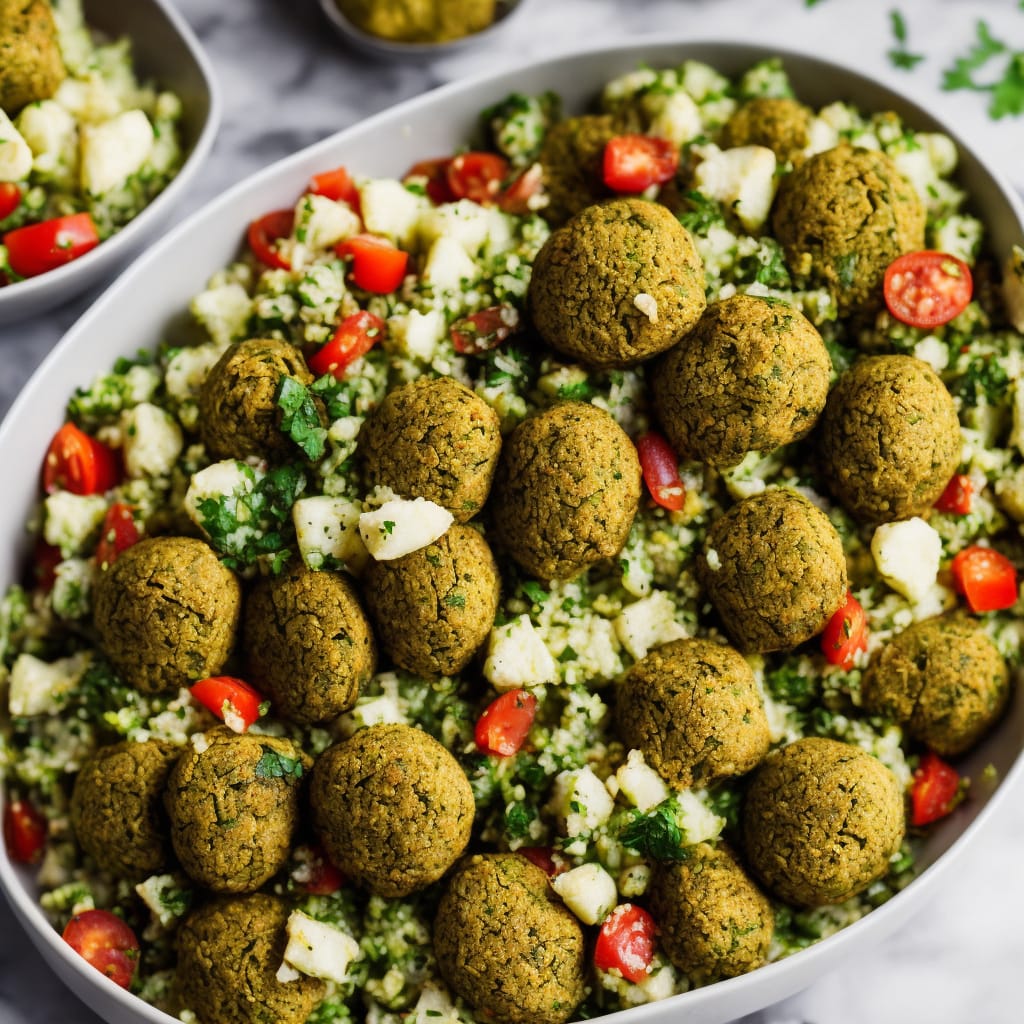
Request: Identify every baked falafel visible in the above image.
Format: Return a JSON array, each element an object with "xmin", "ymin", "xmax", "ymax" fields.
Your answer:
[
  {"xmin": 719, "ymin": 96, "xmax": 813, "ymax": 166},
  {"xmin": 536, "ymin": 114, "xmax": 620, "ymax": 227},
  {"xmin": 0, "ymin": 0, "xmax": 66, "ymax": 114},
  {"xmin": 334, "ymin": 0, "xmax": 495, "ymax": 43}
]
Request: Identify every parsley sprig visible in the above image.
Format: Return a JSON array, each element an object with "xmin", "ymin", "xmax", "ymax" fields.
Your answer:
[{"xmin": 942, "ymin": 20, "xmax": 1024, "ymax": 119}]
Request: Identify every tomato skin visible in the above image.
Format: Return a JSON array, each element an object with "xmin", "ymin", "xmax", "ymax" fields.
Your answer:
[
  {"xmin": 405, "ymin": 157, "xmax": 457, "ymax": 204},
  {"xmin": 518, "ymin": 846, "xmax": 566, "ymax": 877},
  {"xmin": 0, "ymin": 182, "xmax": 22, "ymax": 222},
  {"xmin": 336, "ymin": 234, "xmax": 409, "ymax": 293},
  {"xmin": 635, "ymin": 431, "xmax": 685, "ymax": 512},
  {"xmin": 247, "ymin": 208, "xmax": 294, "ymax": 269},
  {"xmin": 190, "ymin": 675, "xmax": 265, "ymax": 732},
  {"xmin": 294, "ymin": 843, "xmax": 346, "ymax": 895},
  {"xmin": 309, "ymin": 165, "xmax": 360, "ymax": 209},
  {"xmin": 4, "ymin": 212, "xmax": 100, "ymax": 278},
  {"xmin": 308, "ymin": 310, "xmax": 387, "ymax": 378},
  {"xmin": 450, "ymin": 303, "xmax": 520, "ymax": 355},
  {"xmin": 62, "ymin": 909, "xmax": 140, "ymax": 989},
  {"xmin": 3, "ymin": 798, "xmax": 48, "ymax": 864},
  {"xmin": 950, "ymin": 545, "xmax": 1019, "ymax": 612},
  {"xmin": 883, "ymin": 250, "xmax": 973, "ymax": 328},
  {"xmin": 820, "ymin": 590, "xmax": 869, "ymax": 669},
  {"xmin": 446, "ymin": 151, "xmax": 511, "ymax": 204},
  {"xmin": 495, "ymin": 163, "xmax": 543, "ymax": 214},
  {"xmin": 42, "ymin": 422, "xmax": 120, "ymax": 496},
  {"xmin": 603, "ymin": 135, "xmax": 679, "ymax": 193},
  {"xmin": 474, "ymin": 689, "xmax": 538, "ymax": 757},
  {"xmin": 33, "ymin": 538, "xmax": 63, "ymax": 593},
  {"xmin": 593, "ymin": 903, "xmax": 657, "ymax": 983},
  {"xmin": 934, "ymin": 473, "xmax": 973, "ymax": 515},
  {"xmin": 94, "ymin": 503, "xmax": 140, "ymax": 568},
  {"xmin": 910, "ymin": 752, "xmax": 962, "ymax": 826}
]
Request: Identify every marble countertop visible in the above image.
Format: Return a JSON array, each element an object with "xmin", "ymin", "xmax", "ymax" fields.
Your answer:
[{"xmin": 2, "ymin": 0, "xmax": 1024, "ymax": 1022}]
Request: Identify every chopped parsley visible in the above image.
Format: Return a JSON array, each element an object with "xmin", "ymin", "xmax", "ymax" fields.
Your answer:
[
  {"xmin": 676, "ymin": 190, "xmax": 726, "ymax": 235},
  {"xmin": 277, "ymin": 375, "xmax": 327, "ymax": 460},
  {"xmin": 618, "ymin": 800, "xmax": 691, "ymax": 861},
  {"xmin": 942, "ymin": 21, "xmax": 1024, "ymax": 119},
  {"xmin": 255, "ymin": 747, "xmax": 305, "ymax": 781}
]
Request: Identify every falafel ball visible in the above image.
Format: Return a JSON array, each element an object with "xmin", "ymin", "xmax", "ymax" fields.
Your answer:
[
  {"xmin": 647, "ymin": 842, "xmax": 774, "ymax": 983},
  {"xmin": 817, "ymin": 354, "xmax": 962, "ymax": 524},
  {"xmin": 334, "ymin": 0, "xmax": 495, "ymax": 43},
  {"xmin": 310, "ymin": 724, "xmax": 474, "ymax": 898},
  {"xmin": 70, "ymin": 739, "xmax": 180, "ymax": 879},
  {"xmin": 651, "ymin": 293, "xmax": 831, "ymax": 468},
  {"xmin": 0, "ymin": 0, "xmax": 66, "ymax": 114},
  {"xmin": 862, "ymin": 612, "xmax": 1009, "ymax": 757},
  {"xmin": 490, "ymin": 401, "xmax": 642, "ymax": 580},
  {"xmin": 743, "ymin": 736, "xmax": 905, "ymax": 906},
  {"xmin": 164, "ymin": 728, "xmax": 309, "ymax": 894},
  {"xmin": 362, "ymin": 524, "xmax": 499, "ymax": 677},
  {"xmin": 772, "ymin": 143, "xmax": 926, "ymax": 316},
  {"xmin": 434, "ymin": 853, "xmax": 586, "ymax": 1024},
  {"xmin": 92, "ymin": 536, "xmax": 241, "ymax": 695},
  {"xmin": 615, "ymin": 638, "xmax": 771, "ymax": 788},
  {"xmin": 198, "ymin": 337, "xmax": 322, "ymax": 462},
  {"xmin": 175, "ymin": 893, "xmax": 325, "ymax": 1024},
  {"xmin": 537, "ymin": 114, "xmax": 620, "ymax": 227},
  {"xmin": 243, "ymin": 564, "xmax": 376, "ymax": 725},
  {"xmin": 719, "ymin": 96, "xmax": 813, "ymax": 166},
  {"xmin": 697, "ymin": 488, "xmax": 848, "ymax": 653},
  {"xmin": 529, "ymin": 197, "xmax": 706, "ymax": 369},
  {"xmin": 358, "ymin": 376, "xmax": 501, "ymax": 523}
]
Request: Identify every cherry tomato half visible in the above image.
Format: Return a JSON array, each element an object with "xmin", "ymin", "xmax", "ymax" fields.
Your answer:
[
  {"xmin": 933, "ymin": 473, "xmax": 973, "ymax": 515},
  {"xmin": 883, "ymin": 250, "xmax": 973, "ymax": 329},
  {"xmin": 910, "ymin": 751, "xmax": 962, "ymax": 827},
  {"xmin": 335, "ymin": 234, "xmax": 409, "ymax": 293},
  {"xmin": 593, "ymin": 903, "xmax": 657, "ymax": 983},
  {"xmin": 474, "ymin": 689, "xmax": 537, "ymax": 757},
  {"xmin": 950, "ymin": 545, "xmax": 1019, "ymax": 613},
  {"xmin": 603, "ymin": 135, "xmax": 679, "ymax": 193},
  {"xmin": 62, "ymin": 909, "xmax": 140, "ymax": 989},
  {"xmin": 518, "ymin": 846, "xmax": 566, "ymax": 877},
  {"xmin": 309, "ymin": 165, "xmax": 360, "ymax": 209},
  {"xmin": 293, "ymin": 843, "xmax": 346, "ymax": 895},
  {"xmin": 42, "ymin": 422, "xmax": 120, "ymax": 496},
  {"xmin": 450, "ymin": 304, "xmax": 520, "ymax": 355},
  {"xmin": 820, "ymin": 590, "xmax": 869, "ymax": 670},
  {"xmin": 446, "ymin": 152, "xmax": 511, "ymax": 205},
  {"xmin": 0, "ymin": 182, "xmax": 22, "ymax": 222},
  {"xmin": 190, "ymin": 675, "xmax": 265, "ymax": 733},
  {"xmin": 308, "ymin": 310, "xmax": 387, "ymax": 379},
  {"xmin": 4, "ymin": 212, "xmax": 100, "ymax": 278},
  {"xmin": 495, "ymin": 163, "xmax": 544, "ymax": 215},
  {"xmin": 3, "ymin": 798, "xmax": 47, "ymax": 864},
  {"xmin": 247, "ymin": 208, "xmax": 294, "ymax": 269},
  {"xmin": 635, "ymin": 431, "xmax": 685, "ymax": 512},
  {"xmin": 33, "ymin": 538, "xmax": 63, "ymax": 593},
  {"xmin": 94, "ymin": 503, "xmax": 140, "ymax": 569}
]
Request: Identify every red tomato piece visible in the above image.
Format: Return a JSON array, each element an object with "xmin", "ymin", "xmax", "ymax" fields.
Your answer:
[
  {"xmin": 190, "ymin": 675, "xmax": 265, "ymax": 733},
  {"xmin": 309, "ymin": 165, "xmax": 360, "ymax": 209},
  {"xmin": 33, "ymin": 538, "xmax": 63, "ymax": 593},
  {"xmin": 0, "ymin": 182, "xmax": 22, "ymax": 221},
  {"xmin": 474, "ymin": 689, "xmax": 537, "ymax": 757},
  {"xmin": 62, "ymin": 909, "xmax": 139, "ymax": 989},
  {"xmin": 910, "ymin": 751, "xmax": 962, "ymax": 826},
  {"xmin": 247, "ymin": 208, "xmax": 294, "ymax": 269},
  {"xmin": 294, "ymin": 843, "xmax": 346, "ymax": 895},
  {"xmin": 883, "ymin": 250, "xmax": 973, "ymax": 328},
  {"xmin": 404, "ymin": 157, "xmax": 456, "ymax": 204},
  {"xmin": 603, "ymin": 135, "xmax": 679, "ymax": 193},
  {"xmin": 933, "ymin": 473, "xmax": 973, "ymax": 515},
  {"xmin": 308, "ymin": 310, "xmax": 387, "ymax": 378},
  {"xmin": 496, "ymin": 163, "xmax": 544, "ymax": 214},
  {"xmin": 517, "ymin": 846, "xmax": 566, "ymax": 877},
  {"xmin": 94, "ymin": 503, "xmax": 140, "ymax": 569},
  {"xmin": 635, "ymin": 431, "xmax": 685, "ymax": 512},
  {"xmin": 3, "ymin": 798, "xmax": 47, "ymax": 864},
  {"xmin": 42, "ymin": 422, "xmax": 120, "ymax": 496},
  {"xmin": 950, "ymin": 545, "xmax": 1019, "ymax": 612},
  {"xmin": 336, "ymin": 234, "xmax": 409, "ymax": 293},
  {"xmin": 820, "ymin": 590, "xmax": 869, "ymax": 669},
  {"xmin": 594, "ymin": 903, "xmax": 657, "ymax": 983},
  {"xmin": 450, "ymin": 304, "xmax": 520, "ymax": 355},
  {"xmin": 446, "ymin": 151, "xmax": 511, "ymax": 205},
  {"xmin": 4, "ymin": 212, "xmax": 100, "ymax": 278}
]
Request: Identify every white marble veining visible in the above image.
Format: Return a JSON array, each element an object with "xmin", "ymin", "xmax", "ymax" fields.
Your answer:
[{"xmin": 1, "ymin": 1, "xmax": 1023, "ymax": 1022}]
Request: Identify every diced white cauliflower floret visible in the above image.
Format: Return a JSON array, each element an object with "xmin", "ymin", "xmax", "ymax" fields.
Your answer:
[
  {"xmin": 358, "ymin": 497, "xmax": 453, "ymax": 560},
  {"xmin": 932, "ymin": 214, "xmax": 982, "ymax": 264},
  {"xmin": 679, "ymin": 60, "xmax": 730, "ymax": 102},
  {"xmin": 388, "ymin": 308, "xmax": 446, "ymax": 361},
  {"xmin": 279, "ymin": 910, "xmax": 361, "ymax": 984},
  {"xmin": 359, "ymin": 178, "xmax": 431, "ymax": 249},
  {"xmin": 43, "ymin": 491, "xmax": 107, "ymax": 556},
  {"xmin": 80, "ymin": 109, "xmax": 153, "ymax": 195},
  {"xmin": 912, "ymin": 335, "xmax": 950, "ymax": 374},
  {"xmin": 165, "ymin": 341, "xmax": 230, "ymax": 401},
  {"xmin": 121, "ymin": 402, "xmax": 184, "ymax": 479},
  {"xmin": 644, "ymin": 90, "xmax": 702, "ymax": 149},
  {"xmin": 550, "ymin": 765, "xmax": 615, "ymax": 836},
  {"xmin": 409, "ymin": 983, "xmax": 461, "ymax": 1024},
  {"xmin": 917, "ymin": 131, "xmax": 958, "ymax": 176},
  {"xmin": 483, "ymin": 614, "xmax": 558, "ymax": 691},
  {"xmin": 282, "ymin": 193, "xmax": 360, "ymax": 270},
  {"xmin": 15, "ymin": 100, "xmax": 77, "ymax": 176},
  {"xmin": 1004, "ymin": 245, "xmax": 1024, "ymax": 333},
  {"xmin": 693, "ymin": 144, "xmax": 777, "ymax": 232},
  {"xmin": 183, "ymin": 460, "xmax": 253, "ymax": 531},
  {"xmin": 613, "ymin": 590, "xmax": 688, "ymax": 661},
  {"xmin": 0, "ymin": 109, "xmax": 34, "ymax": 181},
  {"xmin": 871, "ymin": 517, "xmax": 944, "ymax": 606},
  {"xmin": 602, "ymin": 68, "xmax": 659, "ymax": 104},
  {"xmin": 421, "ymin": 235, "xmax": 479, "ymax": 293},
  {"xmin": 54, "ymin": 75, "xmax": 122, "ymax": 122},
  {"xmin": 293, "ymin": 494, "xmax": 366, "ymax": 571},
  {"xmin": 8, "ymin": 650, "xmax": 91, "ymax": 717},
  {"xmin": 135, "ymin": 874, "xmax": 189, "ymax": 928},
  {"xmin": 677, "ymin": 789, "xmax": 725, "ymax": 844},
  {"xmin": 417, "ymin": 199, "xmax": 513, "ymax": 256},
  {"xmin": 552, "ymin": 863, "xmax": 618, "ymax": 925},
  {"xmin": 804, "ymin": 114, "xmax": 841, "ymax": 157},
  {"xmin": 613, "ymin": 749, "xmax": 669, "ymax": 812}
]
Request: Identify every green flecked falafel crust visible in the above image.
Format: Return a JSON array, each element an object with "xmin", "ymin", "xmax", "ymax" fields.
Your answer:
[
  {"xmin": 537, "ymin": 114, "xmax": 620, "ymax": 227},
  {"xmin": 647, "ymin": 842, "xmax": 774, "ymax": 983},
  {"xmin": 490, "ymin": 401, "xmax": 642, "ymax": 580},
  {"xmin": 310, "ymin": 724, "xmax": 474, "ymax": 897},
  {"xmin": 434, "ymin": 853, "xmax": 586, "ymax": 1024},
  {"xmin": 817, "ymin": 353, "xmax": 962, "ymax": 524},
  {"xmin": 175, "ymin": 893, "xmax": 325, "ymax": 1024},
  {"xmin": 615, "ymin": 637, "xmax": 770, "ymax": 788},
  {"xmin": 357, "ymin": 375, "xmax": 502, "ymax": 523},
  {"xmin": 0, "ymin": 0, "xmax": 66, "ymax": 114},
  {"xmin": 743, "ymin": 737, "xmax": 905, "ymax": 906},
  {"xmin": 529, "ymin": 197, "xmax": 706, "ymax": 368},
  {"xmin": 335, "ymin": 0, "xmax": 496, "ymax": 43},
  {"xmin": 652, "ymin": 293, "xmax": 831, "ymax": 467},
  {"xmin": 720, "ymin": 96, "xmax": 813, "ymax": 166},
  {"xmin": 92, "ymin": 536, "xmax": 241, "ymax": 695},
  {"xmin": 862, "ymin": 612, "xmax": 1009, "ymax": 757}
]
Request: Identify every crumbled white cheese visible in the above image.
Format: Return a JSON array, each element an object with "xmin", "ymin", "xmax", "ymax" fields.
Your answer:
[
  {"xmin": 122, "ymin": 401, "xmax": 184, "ymax": 479},
  {"xmin": 870, "ymin": 517, "xmax": 944, "ymax": 606},
  {"xmin": 421, "ymin": 235, "xmax": 478, "ymax": 293},
  {"xmin": 613, "ymin": 749, "xmax": 670, "ymax": 812},
  {"xmin": 483, "ymin": 614, "xmax": 558, "ymax": 691},
  {"xmin": 358, "ymin": 497, "xmax": 454, "ymax": 560},
  {"xmin": 613, "ymin": 590, "xmax": 688, "ymax": 662},
  {"xmin": 80, "ymin": 109, "xmax": 153, "ymax": 195},
  {"xmin": 279, "ymin": 910, "xmax": 361, "ymax": 984},
  {"xmin": 8, "ymin": 651, "xmax": 91, "ymax": 717},
  {"xmin": 293, "ymin": 494, "xmax": 366, "ymax": 572},
  {"xmin": 550, "ymin": 765, "xmax": 615, "ymax": 836},
  {"xmin": 692, "ymin": 144, "xmax": 777, "ymax": 232},
  {"xmin": 189, "ymin": 284, "xmax": 252, "ymax": 348},
  {"xmin": 552, "ymin": 863, "xmax": 618, "ymax": 925},
  {"xmin": 43, "ymin": 491, "xmax": 107, "ymax": 556},
  {"xmin": 0, "ymin": 109, "xmax": 34, "ymax": 181},
  {"xmin": 359, "ymin": 177, "xmax": 431, "ymax": 249},
  {"xmin": 633, "ymin": 292, "xmax": 658, "ymax": 323},
  {"xmin": 417, "ymin": 198, "xmax": 512, "ymax": 257}
]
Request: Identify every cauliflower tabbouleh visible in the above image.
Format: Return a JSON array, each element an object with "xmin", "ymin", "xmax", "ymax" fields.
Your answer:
[{"xmin": 2, "ymin": 54, "xmax": 1024, "ymax": 1024}]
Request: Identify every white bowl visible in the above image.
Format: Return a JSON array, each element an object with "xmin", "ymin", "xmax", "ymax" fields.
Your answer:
[
  {"xmin": 1, "ymin": 37, "xmax": 1023, "ymax": 1024},
  {"xmin": 0, "ymin": 0, "xmax": 221, "ymax": 326}
]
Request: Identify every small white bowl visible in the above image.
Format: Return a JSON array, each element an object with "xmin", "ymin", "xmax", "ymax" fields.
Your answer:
[{"xmin": 0, "ymin": 0, "xmax": 221, "ymax": 326}]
